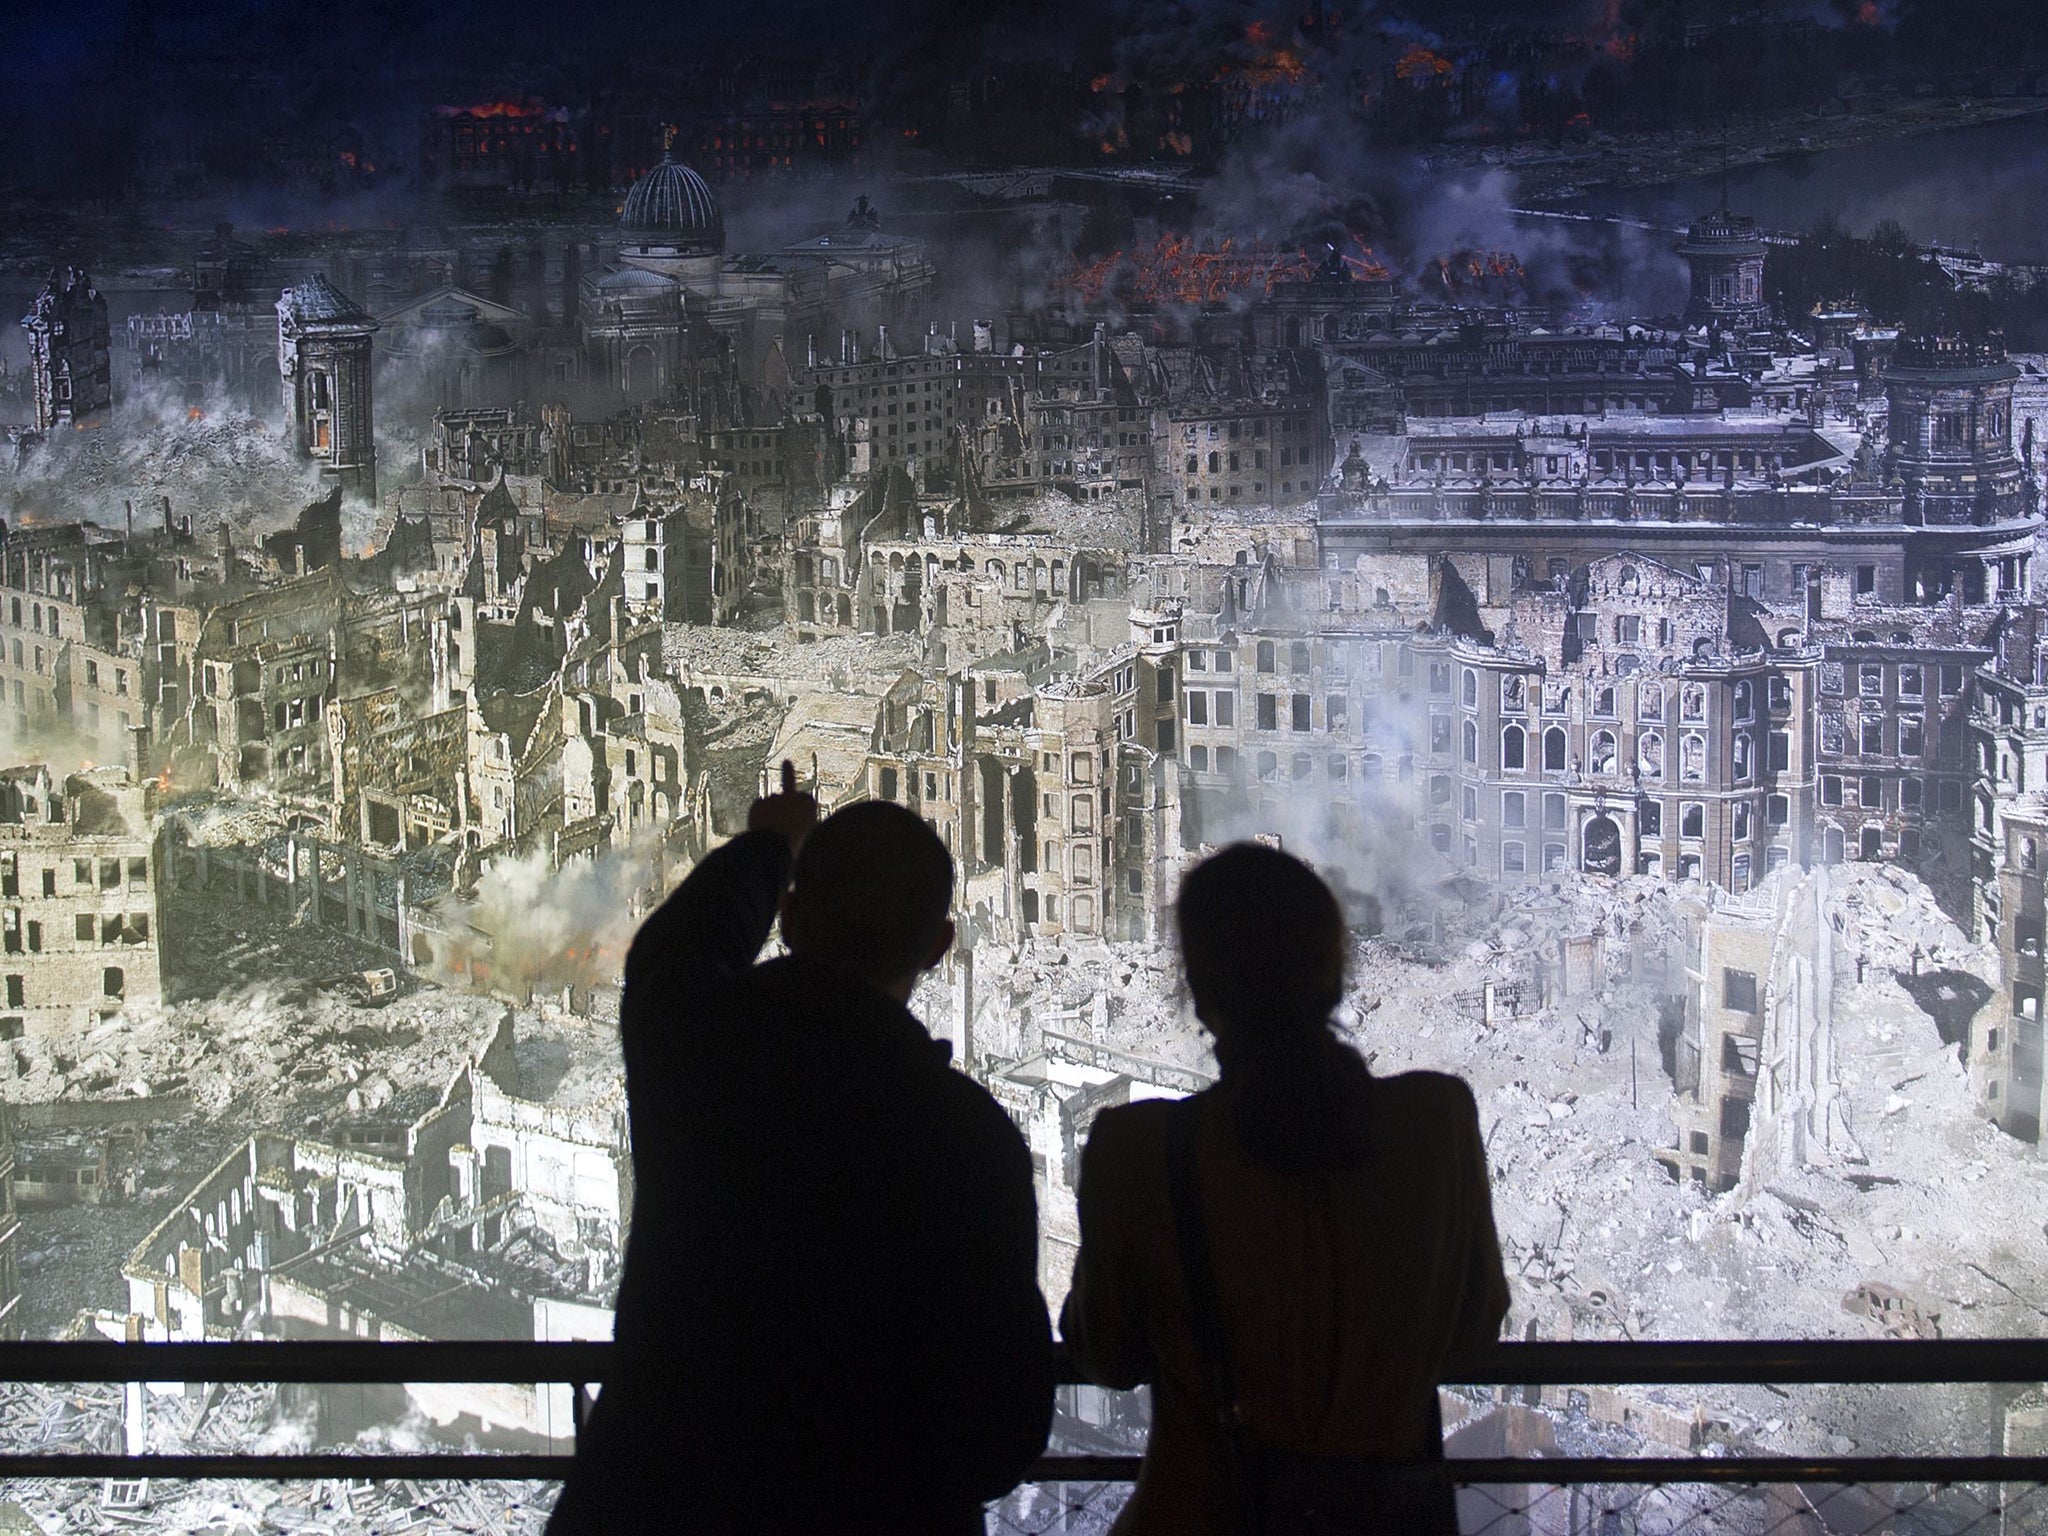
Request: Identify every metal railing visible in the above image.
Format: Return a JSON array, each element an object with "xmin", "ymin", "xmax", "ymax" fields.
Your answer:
[{"xmin": 0, "ymin": 1337, "xmax": 2043, "ymax": 1491}]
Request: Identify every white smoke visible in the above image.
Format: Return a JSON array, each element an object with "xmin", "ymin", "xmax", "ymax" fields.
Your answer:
[
  {"xmin": 2, "ymin": 370, "xmax": 328, "ymax": 542},
  {"xmin": 436, "ymin": 830, "xmax": 688, "ymax": 999}
]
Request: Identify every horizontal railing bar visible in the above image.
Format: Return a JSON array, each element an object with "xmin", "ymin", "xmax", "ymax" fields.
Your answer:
[
  {"xmin": 0, "ymin": 1338, "xmax": 2045, "ymax": 1385},
  {"xmin": 0, "ymin": 1453, "xmax": 2045, "ymax": 1487},
  {"xmin": 1076, "ymin": 1453, "xmax": 2048, "ymax": 1486},
  {"xmin": 1453, "ymin": 1339, "xmax": 2048, "ymax": 1386},
  {"xmin": 0, "ymin": 1340, "xmax": 615, "ymax": 1383},
  {"xmin": 1440, "ymin": 1455, "xmax": 2048, "ymax": 1487},
  {"xmin": 0, "ymin": 1453, "xmax": 575, "ymax": 1480}
]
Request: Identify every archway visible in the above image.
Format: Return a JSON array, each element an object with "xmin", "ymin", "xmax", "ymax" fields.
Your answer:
[
  {"xmin": 624, "ymin": 345, "xmax": 657, "ymax": 400},
  {"xmin": 1582, "ymin": 814, "xmax": 1622, "ymax": 875}
]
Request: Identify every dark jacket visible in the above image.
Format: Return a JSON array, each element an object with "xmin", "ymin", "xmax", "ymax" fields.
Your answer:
[
  {"xmin": 547, "ymin": 830, "xmax": 1055, "ymax": 1535},
  {"xmin": 1060, "ymin": 1070, "xmax": 1509, "ymax": 1536}
]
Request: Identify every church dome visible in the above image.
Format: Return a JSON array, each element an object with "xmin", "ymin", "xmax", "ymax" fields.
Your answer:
[
  {"xmin": 620, "ymin": 149, "xmax": 723, "ymax": 252},
  {"xmin": 1678, "ymin": 206, "xmax": 1765, "ymax": 257}
]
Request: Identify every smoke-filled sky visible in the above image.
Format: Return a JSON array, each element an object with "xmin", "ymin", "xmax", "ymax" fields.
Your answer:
[{"xmin": 4, "ymin": 1, "xmax": 2043, "ymax": 305}]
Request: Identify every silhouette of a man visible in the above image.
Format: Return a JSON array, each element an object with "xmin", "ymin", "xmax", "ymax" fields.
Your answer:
[{"xmin": 548, "ymin": 763, "xmax": 1054, "ymax": 1535}]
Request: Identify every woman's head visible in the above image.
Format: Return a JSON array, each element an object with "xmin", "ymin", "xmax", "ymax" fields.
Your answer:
[
  {"xmin": 1176, "ymin": 842, "xmax": 1346, "ymax": 1043},
  {"xmin": 1175, "ymin": 842, "xmax": 1371, "ymax": 1174}
]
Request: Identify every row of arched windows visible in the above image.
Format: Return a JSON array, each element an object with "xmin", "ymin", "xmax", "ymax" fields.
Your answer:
[{"xmin": 1460, "ymin": 722, "xmax": 1755, "ymax": 784}]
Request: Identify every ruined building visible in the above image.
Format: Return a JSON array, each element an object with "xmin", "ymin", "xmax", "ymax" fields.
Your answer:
[
  {"xmin": 163, "ymin": 570, "xmax": 469, "ymax": 826},
  {"xmin": 0, "ymin": 766, "xmax": 161, "ymax": 1037},
  {"xmin": 119, "ymin": 1016, "xmax": 622, "ymax": 1445},
  {"xmin": 278, "ymin": 275, "xmax": 380, "ymax": 504},
  {"xmin": 1971, "ymin": 607, "xmax": 2048, "ymax": 1142},
  {"xmin": 1882, "ymin": 333, "xmax": 2031, "ymax": 528},
  {"xmin": 1987, "ymin": 803, "xmax": 2047, "ymax": 1142},
  {"xmin": 0, "ymin": 1108, "xmax": 18, "ymax": 1343},
  {"xmin": 1658, "ymin": 884, "xmax": 1782, "ymax": 1190},
  {"xmin": 618, "ymin": 482, "xmax": 751, "ymax": 627},
  {"xmin": 125, "ymin": 226, "xmax": 291, "ymax": 414},
  {"xmin": 20, "ymin": 267, "xmax": 112, "ymax": 434},
  {"xmin": 0, "ymin": 516, "xmax": 223, "ymax": 771}
]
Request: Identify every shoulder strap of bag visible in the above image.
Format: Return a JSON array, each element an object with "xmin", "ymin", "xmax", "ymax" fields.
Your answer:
[{"xmin": 1167, "ymin": 1097, "xmax": 1262, "ymax": 1528}]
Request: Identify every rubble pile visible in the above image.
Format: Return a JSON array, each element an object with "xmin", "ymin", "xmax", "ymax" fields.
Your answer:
[
  {"xmin": 659, "ymin": 624, "xmax": 921, "ymax": 689},
  {"xmin": 1015, "ymin": 860, "xmax": 2048, "ymax": 1466},
  {"xmin": 999, "ymin": 488, "xmax": 1145, "ymax": 548},
  {"xmin": 0, "ymin": 1463, "xmax": 556, "ymax": 1535},
  {"xmin": 683, "ymin": 689, "xmax": 787, "ymax": 830},
  {"xmin": 935, "ymin": 936, "xmax": 1202, "ymax": 1074}
]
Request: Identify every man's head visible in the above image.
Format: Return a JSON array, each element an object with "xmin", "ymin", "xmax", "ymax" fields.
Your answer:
[
  {"xmin": 780, "ymin": 800, "xmax": 956, "ymax": 1000},
  {"xmin": 1176, "ymin": 842, "xmax": 1345, "ymax": 1040}
]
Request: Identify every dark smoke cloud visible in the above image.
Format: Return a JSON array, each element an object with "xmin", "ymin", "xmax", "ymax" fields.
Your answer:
[{"xmin": 1046, "ymin": 97, "xmax": 1683, "ymax": 317}]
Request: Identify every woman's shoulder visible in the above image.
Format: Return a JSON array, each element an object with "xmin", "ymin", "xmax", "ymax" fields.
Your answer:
[
  {"xmin": 1081, "ymin": 1090, "xmax": 1213, "ymax": 1164},
  {"xmin": 1369, "ymin": 1068, "xmax": 1482, "ymax": 1126}
]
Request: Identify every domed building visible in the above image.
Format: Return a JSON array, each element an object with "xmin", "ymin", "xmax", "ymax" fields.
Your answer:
[
  {"xmin": 616, "ymin": 145, "xmax": 726, "ymax": 288},
  {"xmin": 1678, "ymin": 206, "xmax": 1769, "ymax": 334},
  {"xmin": 582, "ymin": 140, "xmax": 731, "ymax": 403},
  {"xmin": 581, "ymin": 139, "xmax": 934, "ymax": 405}
]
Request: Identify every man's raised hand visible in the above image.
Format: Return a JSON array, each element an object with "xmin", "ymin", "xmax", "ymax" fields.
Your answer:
[{"xmin": 748, "ymin": 759, "xmax": 819, "ymax": 856}]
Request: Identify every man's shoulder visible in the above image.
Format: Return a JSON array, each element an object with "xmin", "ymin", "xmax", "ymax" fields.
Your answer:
[{"xmin": 925, "ymin": 1057, "xmax": 1029, "ymax": 1150}]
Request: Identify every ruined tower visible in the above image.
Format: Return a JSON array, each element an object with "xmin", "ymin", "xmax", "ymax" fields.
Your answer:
[
  {"xmin": 277, "ymin": 274, "xmax": 379, "ymax": 504},
  {"xmin": 20, "ymin": 266, "xmax": 112, "ymax": 433},
  {"xmin": 1678, "ymin": 207, "xmax": 1769, "ymax": 334},
  {"xmin": 1884, "ymin": 331, "xmax": 2028, "ymax": 531}
]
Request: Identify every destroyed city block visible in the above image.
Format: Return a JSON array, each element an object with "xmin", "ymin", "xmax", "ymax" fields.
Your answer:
[{"xmin": 7, "ymin": 0, "xmax": 2048, "ymax": 1530}]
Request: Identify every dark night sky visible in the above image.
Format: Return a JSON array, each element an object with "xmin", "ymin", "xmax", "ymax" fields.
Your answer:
[
  {"xmin": 4, "ymin": 1, "xmax": 2046, "ymax": 206},
  {"xmin": 0, "ymin": 1, "xmax": 1949, "ymax": 98}
]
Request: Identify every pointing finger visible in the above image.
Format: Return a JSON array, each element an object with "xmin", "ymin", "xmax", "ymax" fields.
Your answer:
[{"xmin": 781, "ymin": 759, "xmax": 798, "ymax": 796}]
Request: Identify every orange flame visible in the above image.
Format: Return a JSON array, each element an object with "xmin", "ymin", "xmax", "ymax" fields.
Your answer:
[
  {"xmin": 1395, "ymin": 44, "xmax": 1453, "ymax": 82},
  {"xmin": 438, "ymin": 98, "xmax": 547, "ymax": 120},
  {"xmin": 1062, "ymin": 231, "xmax": 1390, "ymax": 306},
  {"xmin": 1433, "ymin": 250, "xmax": 1526, "ymax": 292},
  {"xmin": 1223, "ymin": 46, "xmax": 1307, "ymax": 87}
]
